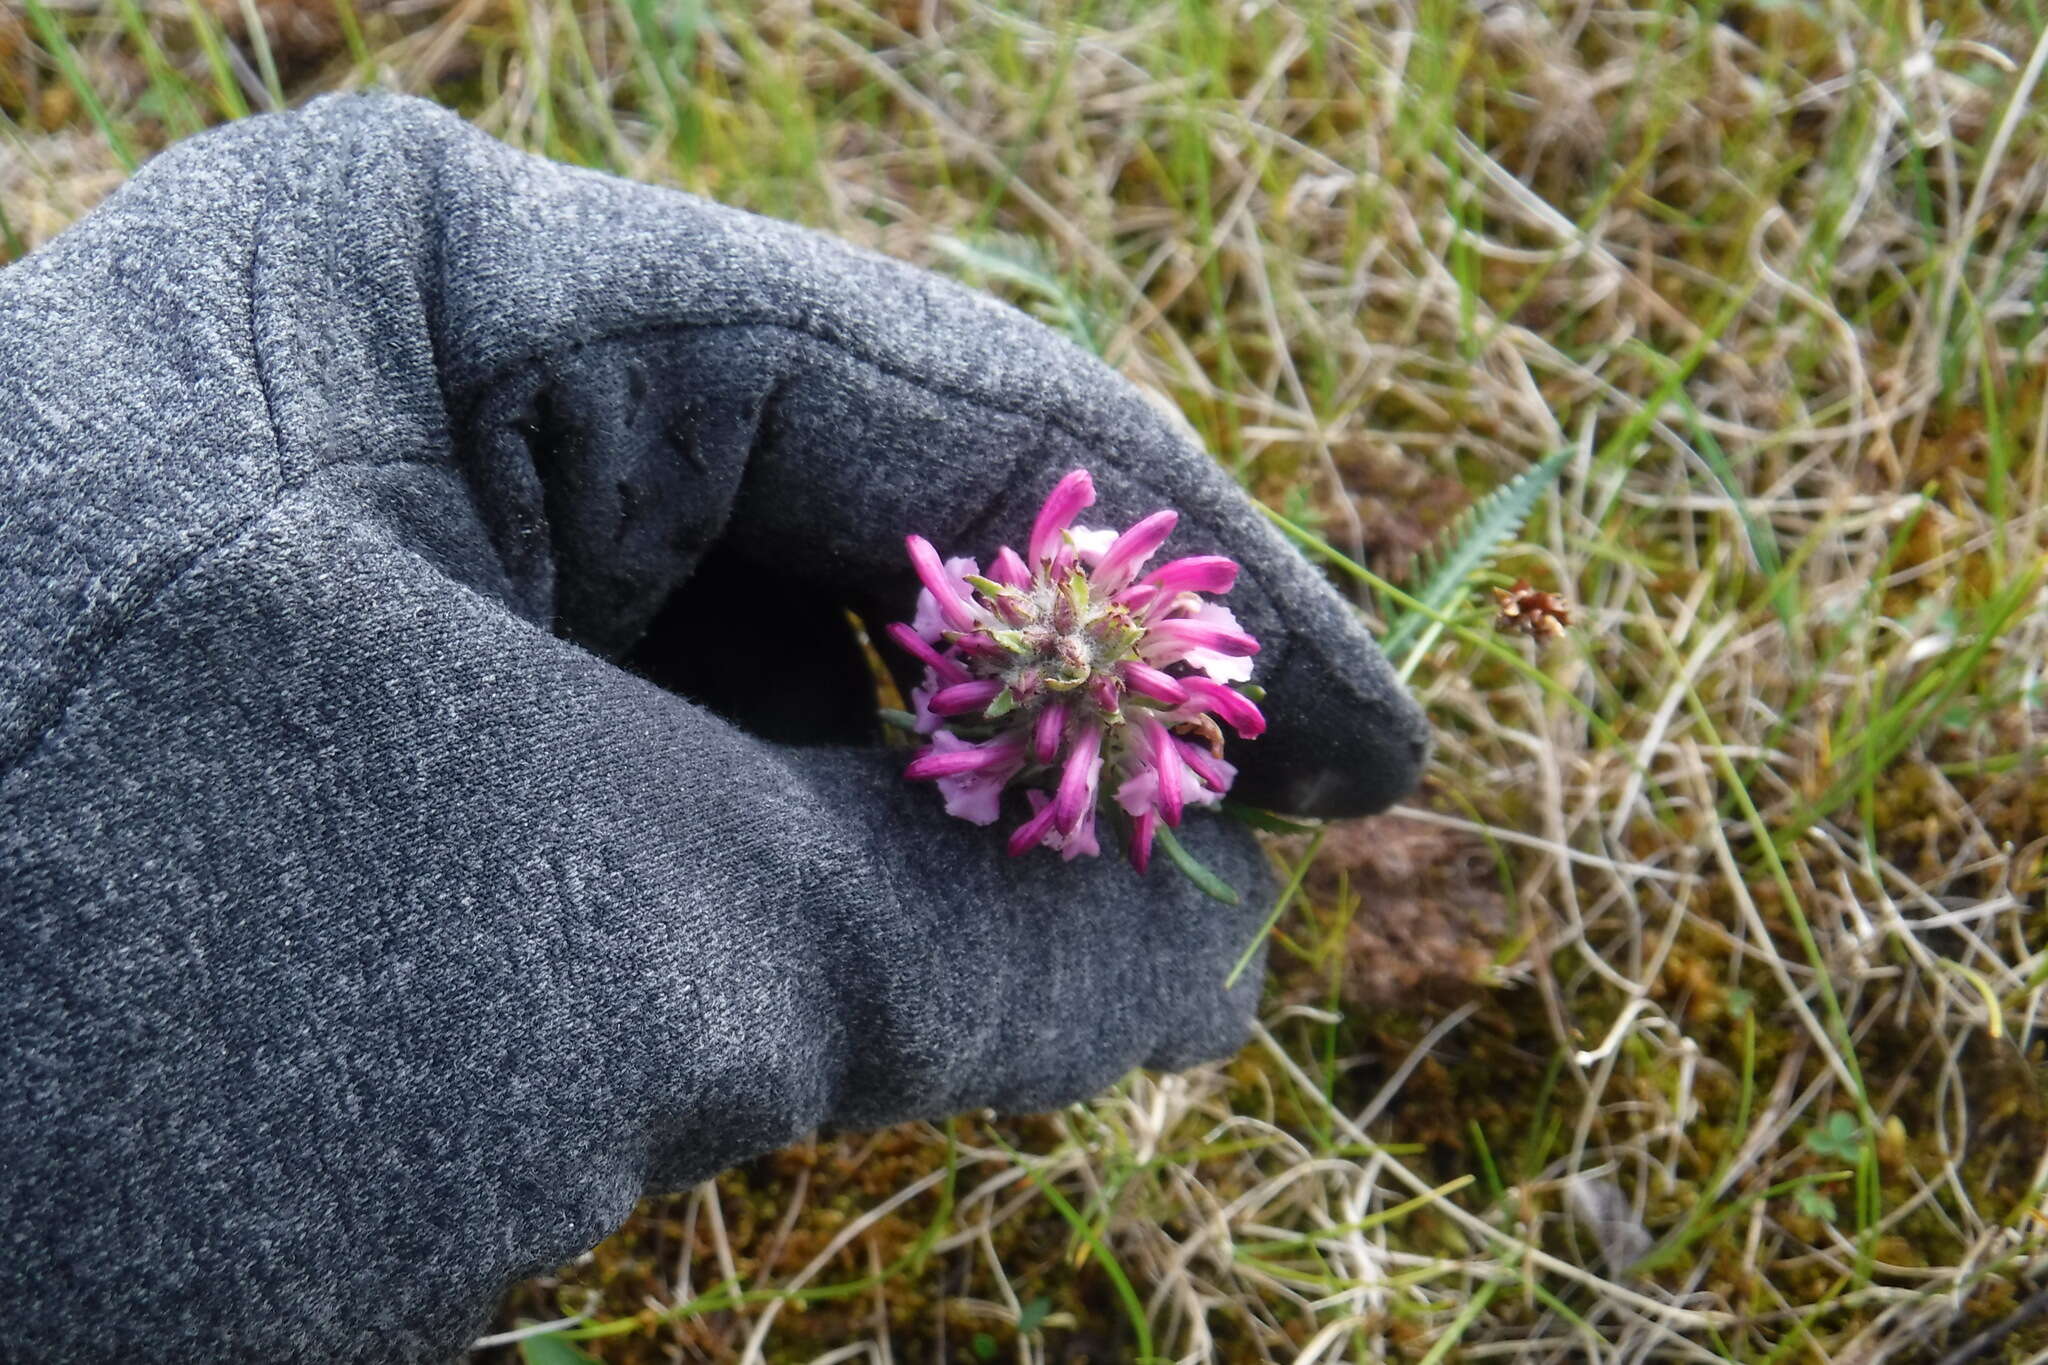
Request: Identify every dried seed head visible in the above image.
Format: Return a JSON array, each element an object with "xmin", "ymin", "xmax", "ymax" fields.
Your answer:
[{"xmin": 1493, "ymin": 580, "xmax": 1572, "ymax": 640}]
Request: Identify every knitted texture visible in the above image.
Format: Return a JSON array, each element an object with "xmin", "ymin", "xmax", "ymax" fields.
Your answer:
[{"xmin": 0, "ymin": 94, "xmax": 1428, "ymax": 1361}]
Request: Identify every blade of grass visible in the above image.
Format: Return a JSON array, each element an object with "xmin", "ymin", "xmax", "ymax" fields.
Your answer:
[
  {"xmin": 181, "ymin": 0, "xmax": 252, "ymax": 121},
  {"xmin": 1225, "ymin": 827, "xmax": 1323, "ymax": 988},
  {"xmin": 22, "ymin": 0, "xmax": 138, "ymax": 171},
  {"xmin": 988, "ymin": 1130, "xmax": 1157, "ymax": 1362},
  {"xmin": 111, "ymin": 0, "xmax": 207, "ymax": 138},
  {"xmin": 232, "ymin": 0, "xmax": 285, "ymax": 112}
]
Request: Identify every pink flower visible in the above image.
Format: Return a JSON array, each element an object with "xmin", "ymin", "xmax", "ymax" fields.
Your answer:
[
  {"xmin": 906, "ymin": 730, "xmax": 1027, "ymax": 825},
  {"xmin": 907, "ymin": 546, "xmax": 983, "ymax": 640},
  {"xmin": 895, "ymin": 468, "xmax": 1265, "ymax": 867}
]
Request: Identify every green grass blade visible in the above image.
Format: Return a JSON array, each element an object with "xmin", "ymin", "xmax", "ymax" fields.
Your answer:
[
  {"xmin": 22, "ymin": 0, "xmax": 138, "ymax": 171},
  {"xmin": 181, "ymin": 0, "xmax": 252, "ymax": 121},
  {"xmin": 232, "ymin": 0, "xmax": 285, "ymax": 112},
  {"xmin": 1224, "ymin": 827, "xmax": 1322, "ymax": 988}
]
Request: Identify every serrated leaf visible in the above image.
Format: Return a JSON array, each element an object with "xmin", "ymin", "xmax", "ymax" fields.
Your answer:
[{"xmin": 1383, "ymin": 446, "xmax": 1572, "ymax": 664}]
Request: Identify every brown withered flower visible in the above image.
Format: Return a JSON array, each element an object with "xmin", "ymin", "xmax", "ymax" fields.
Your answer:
[{"xmin": 1492, "ymin": 580, "xmax": 1571, "ymax": 639}]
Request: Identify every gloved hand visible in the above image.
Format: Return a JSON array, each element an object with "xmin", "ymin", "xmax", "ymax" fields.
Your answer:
[{"xmin": 0, "ymin": 94, "xmax": 1427, "ymax": 1362}]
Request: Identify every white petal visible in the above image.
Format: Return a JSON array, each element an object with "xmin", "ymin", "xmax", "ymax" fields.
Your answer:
[
  {"xmin": 1066, "ymin": 525, "xmax": 1117, "ymax": 564},
  {"xmin": 1186, "ymin": 647, "xmax": 1255, "ymax": 683}
]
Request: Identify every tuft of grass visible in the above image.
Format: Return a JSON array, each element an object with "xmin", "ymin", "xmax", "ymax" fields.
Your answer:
[{"xmin": 9, "ymin": 2, "xmax": 2048, "ymax": 1360}]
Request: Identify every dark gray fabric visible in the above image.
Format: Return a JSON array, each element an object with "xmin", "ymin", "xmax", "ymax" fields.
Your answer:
[{"xmin": 0, "ymin": 94, "xmax": 1428, "ymax": 1362}]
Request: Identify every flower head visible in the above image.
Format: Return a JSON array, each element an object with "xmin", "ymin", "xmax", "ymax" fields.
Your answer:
[
  {"xmin": 1492, "ymin": 580, "xmax": 1572, "ymax": 640},
  {"xmin": 896, "ymin": 469, "xmax": 1263, "ymax": 869}
]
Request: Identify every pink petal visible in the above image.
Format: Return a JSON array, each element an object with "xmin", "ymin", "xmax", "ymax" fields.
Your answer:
[
  {"xmin": 904, "ymin": 730, "xmax": 1024, "ymax": 781},
  {"xmin": 1141, "ymin": 716, "xmax": 1186, "ymax": 826},
  {"xmin": 1182, "ymin": 646, "xmax": 1255, "ymax": 684},
  {"xmin": 1028, "ymin": 469, "xmax": 1096, "ymax": 565},
  {"xmin": 910, "ymin": 675, "xmax": 943, "ymax": 734},
  {"xmin": 990, "ymin": 545, "xmax": 1032, "ymax": 588},
  {"xmin": 1092, "ymin": 510, "xmax": 1178, "ymax": 594},
  {"xmin": 1129, "ymin": 811, "xmax": 1158, "ymax": 873},
  {"xmin": 1113, "ymin": 583, "xmax": 1160, "ymax": 614},
  {"xmin": 928, "ymin": 679, "xmax": 1006, "ymax": 716},
  {"xmin": 1115, "ymin": 766, "xmax": 1161, "ymax": 818},
  {"xmin": 1117, "ymin": 744, "xmax": 1217, "ymax": 819},
  {"xmin": 1006, "ymin": 794, "xmax": 1063, "ymax": 857},
  {"xmin": 1140, "ymin": 615, "xmax": 1260, "ymax": 676},
  {"xmin": 1181, "ymin": 676, "xmax": 1265, "ymax": 738},
  {"xmin": 950, "ymin": 631, "xmax": 1012, "ymax": 661},
  {"xmin": 1024, "ymin": 791, "xmax": 1101, "ymax": 861},
  {"xmin": 1175, "ymin": 739, "xmax": 1236, "ymax": 805},
  {"xmin": 1176, "ymin": 599, "xmax": 1259, "ymax": 681},
  {"xmin": 1141, "ymin": 555, "xmax": 1238, "ymax": 599},
  {"xmin": 911, "ymin": 590, "xmax": 948, "ymax": 643},
  {"xmin": 1089, "ymin": 674, "xmax": 1122, "ymax": 715},
  {"xmin": 1120, "ymin": 661, "xmax": 1189, "ymax": 705},
  {"xmin": 1052, "ymin": 724, "xmax": 1105, "ymax": 834},
  {"xmin": 937, "ymin": 766, "xmax": 1012, "ymax": 825},
  {"xmin": 1032, "ymin": 702, "xmax": 1068, "ymax": 765},
  {"xmin": 913, "ymin": 732, "xmax": 1024, "ymax": 824},
  {"xmin": 1057, "ymin": 803, "xmax": 1101, "ymax": 860},
  {"xmin": 906, "ymin": 536, "xmax": 979, "ymax": 633},
  {"xmin": 886, "ymin": 622, "xmax": 970, "ymax": 685}
]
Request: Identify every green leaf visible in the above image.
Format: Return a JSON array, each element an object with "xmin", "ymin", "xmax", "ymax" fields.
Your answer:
[
  {"xmin": 972, "ymin": 1330, "xmax": 999, "ymax": 1360},
  {"xmin": 1017, "ymin": 1297, "xmax": 1052, "ymax": 1334},
  {"xmin": 1382, "ymin": 446, "xmax": 1572, "ymax": 665},
  {"xmin": 1804, "ymin": 1112, "xmax": 1863, "ymax": 1162},
  {"xmin": 1793, "ymin": 1185, "xmax": 1838, "ymax": 1222},
  {"xmin": 984, "ymin": 687, "xmax": 1018, "ymax": 718},
  {"xmin": 1153, "ymin": 824, "xmax": 1241, "ymax": 905},
  {"xmin": 1065, "ymin": 567, "xmax": 1091, "ymax": 608},
  {"xmin": 1221, "ymin": 802, "xmax": 1322, "ymax": 836},
  {"xmin": 519, "ymin": 1331, "xmax": 602, "ymax": 1365}
]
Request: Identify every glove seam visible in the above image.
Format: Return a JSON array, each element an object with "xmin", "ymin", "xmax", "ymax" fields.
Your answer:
[
  {"xmin": 247, "ymin": 130, "xmax": 287, "ymax": 492},
  {"xmin": 0, "ymin": 460, "xmax": 370, "ymax": 792},
  {"xmin": 0, "ymin": 146, "xmax": 296, "ymax": 787}
]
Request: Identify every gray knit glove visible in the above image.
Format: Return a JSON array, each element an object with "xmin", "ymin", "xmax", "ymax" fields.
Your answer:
[{"xmin": 0, "ymin": 94, "xmax": 1427, "ymax": 1362}]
